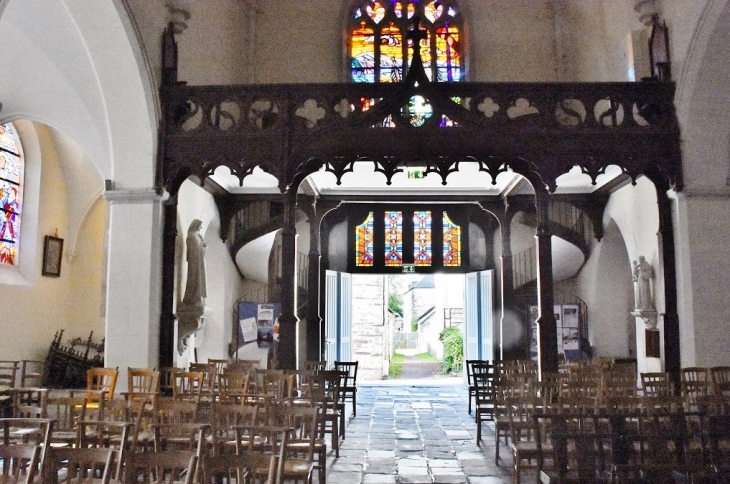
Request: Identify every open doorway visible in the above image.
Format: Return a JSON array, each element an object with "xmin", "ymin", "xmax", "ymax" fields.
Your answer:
[{"xmin": 325, "ymin": 271, "xmax": 495, "ymax": 383}]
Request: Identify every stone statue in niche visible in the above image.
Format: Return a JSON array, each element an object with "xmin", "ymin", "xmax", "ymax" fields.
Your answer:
[
  {"xmin": 176, "ymin": 219, "xmax": 208, "ymax": 353},
  {"xmin": 633, "ymin": 255, "xmax": 655, "ymax": 311}
]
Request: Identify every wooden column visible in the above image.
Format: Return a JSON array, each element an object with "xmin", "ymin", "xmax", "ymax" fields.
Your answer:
[
  {"xmin": 278, "ymin": 191, "xmax": 299, "ymax": 370},
  {"xmin": 159, "ymin": 200, "xmax": 178, "ymax": 369},
  {"xmin": 305, "ymin": 200, "xmax": 323, "ymax": 361},
  {"xmin": 535, "ymin": 189, "xmax": 558, "ymax": 375},
  {"xmin": 656, "ymin": 184, "xmax": 681, "ymax": 391},
  {"xmin": 499, "ymin": 200, "xmax": 517, "ymax": 362}
]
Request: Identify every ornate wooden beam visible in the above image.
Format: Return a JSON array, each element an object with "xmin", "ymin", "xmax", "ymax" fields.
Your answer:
[{"xmin": 160, "ymin": 79, "xmax": 681, "ymax": 196}]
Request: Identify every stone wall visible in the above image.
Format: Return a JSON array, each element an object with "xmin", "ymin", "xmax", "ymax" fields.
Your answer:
[{"xmin": 351, "ymin": 274, "xmax": 386, "ymax": 380}]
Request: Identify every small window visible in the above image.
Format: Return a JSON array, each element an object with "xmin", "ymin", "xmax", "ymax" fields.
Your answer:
[
  {"xmin": 0, "ymin": 123, "xmax": 24, "ymax": 265},
  {"xmin": 442, "ymin": 211, "xmax": 461, "ymax": 267},
  {"xmin": 355, "ymin": 211, "xmax": 375, "ymax": 267},
  {"xmin": 413, "ymin": 210, "xmax": 432, "ymax": 266},
  {"xmin": 349, "ymin": 0, "xmax": 464, "ymax": 83},
  {"xmin": 384, "ymin": 210, "xmax": 403, "ymax": 266}
]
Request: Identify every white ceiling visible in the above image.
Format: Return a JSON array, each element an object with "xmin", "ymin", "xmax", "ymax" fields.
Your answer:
[{"xmin": 211, "ymin": 162, "xmax": 624, "ymax": 197}]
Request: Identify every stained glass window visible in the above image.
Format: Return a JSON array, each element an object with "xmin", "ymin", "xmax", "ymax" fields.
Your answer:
[
  {"xmin": 384, "ymin": 210, "xmax": 403, "ymax": 266},
  {"xmin": 442, "ymin": 211, "xmax": 461, "ymax": 267},
  {"xmin": 349, "ymin": 0, "xmax": 463, "ymax": 84},
  {"xmin": 413, "ymin": 210, "xmax": 432, "ymax": 266},
  {"xmin": 0, "ymin": 123, "xmax": 23, "ymax": 265},
  {"xmin": 356, "ymin": 212, "xmax": 375, "ymax": 267}
]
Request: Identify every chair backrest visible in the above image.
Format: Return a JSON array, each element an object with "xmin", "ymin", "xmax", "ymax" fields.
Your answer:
[
  {"xmin": 124, "ymin": 450, "xmax": 198, "ymax": 484},
  {"xmin": 218, "ymin": 371, "xmax": 250, "ymax": 402},
  {"xmin": 202, "ymin": 451, "xmax": 279, "ymax": 484},
  {"xmin": 188, "ymin": 363, "xmax": 217, "ymax": 399},
  {"xmin": 260, "ymin": 372, "xmax": 294, "ymax": 401},
  {"xmin": 0, "ymin": 360, "xmax": 19, "ymax": 388},
  {"xmin": 150, "ymin": 423, "xmax": 210, "ymax": 455},
  {"xmin": 172, "ymin": 371, "xmax": 204, "ymax": 402},
  {"xmin": 304, "ymin": 360, "xmax": 326, "ymax": 373},
  {"xmin": 208, "ymin": 358, "xmax": 229, "ymax": 377},
  {"xmin": 640, "ymin": 371, "xmax": 674, "ymax": 397},
  {"xmin": 210, "ymin": 402, "xmax": 258, "ymax": 451},
  {"xmin": 46, "ymin": 446, "xmax": 115, "ymax": 484},
  {"xmin": 158, "ymin": 367, "xmax": 182, "ymax": 397},
  {"xmin": 86, "ymin": 367, "xmax": 119, "ymax": 403},
  {"xmin": 0, "ymin": 443, "xmax": 40, "ymax": 483},
  {"xmin": 127, "ymin": 368, "xmax": 160, "ymax": 395},
  {"xmin": 334, "ymin": 361, "xmax": 358, "ymax": 386},
  {"xmin": 681, "ymin": 366, "xmax": 709, "ymax": 383},
  {"xmin": 20, "ymin": 360, "xmax": 43, "ymax": 388}
]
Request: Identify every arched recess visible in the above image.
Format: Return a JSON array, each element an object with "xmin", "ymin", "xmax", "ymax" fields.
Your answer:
[{"xmin": 0, "ymin": 0, "xmax": 158, "ymax": 186}]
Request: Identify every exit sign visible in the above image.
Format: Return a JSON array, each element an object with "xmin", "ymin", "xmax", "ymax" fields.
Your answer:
[
  {"xmin": 407, "ymin": 168, "xmax": 426, "ymax": 179},
  {"xmin": 402, "ymin": 264, "xmax": 416, "ymax": 273}
]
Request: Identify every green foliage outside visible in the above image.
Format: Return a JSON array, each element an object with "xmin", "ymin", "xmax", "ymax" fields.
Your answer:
[
  {"xmin": 411, "ymin": 317, "xmax": 419, "ymax": 332},
  {"xmin": 439, "ymin": 326, "xmax": 464, "ymax": 374},
  {"xmin": 388, "ymin": 352, "xmax": 404, "ymax": 378},
  {"xmin": 388, "ymin": 292, "xmax": 403, "ymax": 317}
]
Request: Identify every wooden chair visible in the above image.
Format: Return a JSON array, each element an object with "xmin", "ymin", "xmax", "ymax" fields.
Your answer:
[
  {"xmin": 217, "ymin": 371, "xmax": 250, "ymax": 403},
  {"xmin": 259, "ymin": 372, "xmax": 294, "ymax": 403},
  {"xmin": 474, "ymin": 372, "xmax": 494, "ymax": 445},
  {"xmin": 201, "ymin": 451, "xmax": 280, "ymax": 484},
  {"xmin": 465, "ymin": 359, "xmax": 488, "ymax": 414},
  {"xmin": 711, "ymin": 366, "xmax": 730, "ymax": 396},
  {"xmin": 124, "ymin": 368, "xmax": 159, "ymax": 404},
  {"xmin": 122, "ymin": 450, "xmax": 198, "ymax": 484},
  {"xmin": 84, "ymin": 367, "xmax": 119, "ymax": 411},
  {"xmin": 19, "ymin": 361, "xmax": 42, "ymax": 389},
  {"xmin": 158, "ymin": 367, "xmax": 181, "ymax": 397},
  {"xmin": 641, "ymin": 372, "xmax": 675, "ymax": 397},
  {"xmin": 45, "ymin": 446, "xmax": 115, "ymax": 484},
  {"xmin": 304, "ymin": 361, "xmax": 326, "ymax": 373},
  {"xmin": 47, "ymin": 393, "xmax": 89, "ymax": 447},
  {"xmin": 0, "ymin": 361, "xmax": 19, "ymax": 388},
  {"xmin": 234, "ymin": 425, "xmax": 288, "ymax": 484},
  {"xmin": 209, "ymin": 402, "xmax": 258, "ymax": 455},
  {"xmin": 77, "ymin": 398, "xmax": 135, "ymax": 481},
  {"xmin": 334, "ymin": 361, "xmax": 358, "ymax": 417},
  {"xmin": 188, "ymin": 363, "xmax": 217, "ymax": 401},
  {"xmin": 271, "ymin": 404, "xmax": 318, "ymax": 484},
  {"xmin": 0, "ymin": 444, "xmax": 41, "ymax": 483},
  {"xmin": 309, "ymin": 371, "xmax": 342, "ymax": 458},
  {"xmin": 0, "ymin": 417, "xmax": 54, "ymax": 481},
  {"xmin": 171, "ymin": 371, "xmax": 204, "ymax": 402},
  {"xmin": 508, "ymin": 395, "xmax": 546, "ymax": 484}
]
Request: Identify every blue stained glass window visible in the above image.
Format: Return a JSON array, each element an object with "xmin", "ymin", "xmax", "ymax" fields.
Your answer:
[{"xmin": 384, "ymin": 210, "xmax": 403, "ymax": 266}]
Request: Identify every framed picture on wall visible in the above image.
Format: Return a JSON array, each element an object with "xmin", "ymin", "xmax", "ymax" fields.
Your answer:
[{"xmin": 42, "ymin": 235, "xmax": 63, "ymax": 277}]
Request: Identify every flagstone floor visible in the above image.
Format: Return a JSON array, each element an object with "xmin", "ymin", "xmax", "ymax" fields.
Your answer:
[{"xmin": 326, "ymin": 384, "xmax": 517, "ymax": 484}]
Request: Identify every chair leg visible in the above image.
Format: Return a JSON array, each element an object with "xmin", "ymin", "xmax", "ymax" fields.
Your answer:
[
  {"xmin": 469, "ymin": 390, "xmax": 473, "ymax": 414},
  {"xmin": 352, "ymin": 392, "xmax": 356, "ymax": 418},
  {"xmin": 476, "ymin": 411, "xmax": 481, "ymax": 444},
  {"xmin": 319, "ymin": 448, "xmax": 326, "ymax": 484},
  {"xmin": 495, "ymin": 427, "xmax": 500, "ymax": 465}
]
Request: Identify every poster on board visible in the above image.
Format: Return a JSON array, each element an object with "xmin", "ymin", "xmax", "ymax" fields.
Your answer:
[{"xmin": 236, "ymin": 302, "xmax": 281, "ymax": 350}]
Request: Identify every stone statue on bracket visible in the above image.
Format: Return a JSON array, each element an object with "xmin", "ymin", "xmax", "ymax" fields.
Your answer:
[
  {"xmin": 632, "ymin": 255, "xmax": 657, "ymax": 329},
  {"xmin": 633, "ymin": 255, "xmax": 655, "ymax": 311},
  {"xmin": 176, "ymin": 219, "xmax": 209, "ymax": 353}
]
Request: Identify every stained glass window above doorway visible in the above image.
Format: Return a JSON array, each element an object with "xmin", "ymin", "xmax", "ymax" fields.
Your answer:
[
  {"xmin": 349, "ymin": 0, "xmax": 464, "ymax": 83},
  {"xmin": 0, "ymin": 123, "xmax": 24, "ymax": 265},
  {"xmin": 356, "ymin": 211, "xmax": 375, "ymax": 267}
]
